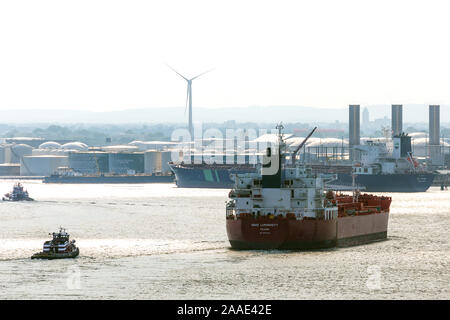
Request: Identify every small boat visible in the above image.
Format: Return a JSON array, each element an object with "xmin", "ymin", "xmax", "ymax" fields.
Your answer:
[
  {"xmin": 2, "ymin": 183, "xmax": 34, "ymax": 201},
  {"xmin": 31, "ymin": 227, "xmax": 79, "ymax": 259}
]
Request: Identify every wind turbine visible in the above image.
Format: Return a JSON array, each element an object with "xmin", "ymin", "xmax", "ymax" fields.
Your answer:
[{"xmin": 167, "ymin": 64, "xmax": 213, "ymax": 140}]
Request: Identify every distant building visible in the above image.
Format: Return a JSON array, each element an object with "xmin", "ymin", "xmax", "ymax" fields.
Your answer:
[
  {"xmin": 373, "ymin": 116, "xmax": 390, "ymax": 128},
  {"xmin": 362, "ymin": 107, "xmax": 370, "ymax": 128}
]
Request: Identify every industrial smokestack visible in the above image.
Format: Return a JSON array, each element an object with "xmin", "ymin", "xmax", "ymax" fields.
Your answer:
[
  {"xmin": 391, "ymin": 105, "xmax": 403, "ymax": 137},
  {"xmin": 429, "ymin": 105, "xmax": 440, "ymax": 145},
  {"xmin": 429, "ymin": 105, "xmax": 440, "ymax": 164},
  {"xmin": 349, "ymin": 105, "xmax": 360, "ymax": 161}
]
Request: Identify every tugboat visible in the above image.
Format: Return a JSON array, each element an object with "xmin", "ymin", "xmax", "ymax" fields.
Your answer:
[
  {"xmin": 226, "ymin": 125, "xmax": 392, "ymax": 250},
  {"xmin": 2, "ymin": 183, "xmax": 34, "ymax": 201},
  {"xmin": 31, "ymin": 227, "xmax": 79, "ymax": 259}
]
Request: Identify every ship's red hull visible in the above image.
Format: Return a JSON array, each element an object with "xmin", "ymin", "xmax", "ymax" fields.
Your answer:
[{"xmin": 226, "ymin": 212, "xmax": 389, "ymax": 250}]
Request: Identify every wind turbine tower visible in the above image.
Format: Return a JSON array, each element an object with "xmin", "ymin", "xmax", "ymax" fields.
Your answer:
[{"xmin": 167, "ymin": 65, "xmax": 212, "ymax": 140}]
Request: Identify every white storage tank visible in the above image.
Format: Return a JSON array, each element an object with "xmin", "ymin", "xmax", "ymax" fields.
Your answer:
[
  {"xmin": 10, "ymin": 144, "xmax": 33, "ymax": 163},
  {"xmin": 160, "ymin": 151, "xmax": 172, "ymax": 174},
  {"xmin": 144, "ymin": 150, "xmax": 162, "ymax": 174},
  {"xmin": 20, "ymin": 155, "xmax": 68, "ymax": 176},
  {"xmin": 0, "ymin": 145, "xmax": 12, "ymax": 164}
]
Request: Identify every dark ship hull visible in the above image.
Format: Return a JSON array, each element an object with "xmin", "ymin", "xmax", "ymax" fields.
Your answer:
[
  {"xmin": 31, "ymin": 248, "xmax": 79, "ymax": 259},
  {"xmin": 169, "ymin": 163, "xmax": 256, "ymax": 188},
  {"xmin": 335, "ymin": 172, "xmax": 435, "ymax": 192},
  {"xmin": 2, "ymin": 197, "xmax": 34, "ymax": 201},
  {"xmin": 227, "ymin": 212, "xmax": 389, "ymax": 250},
  {"xmin": 43, "ymin": 174, "xmax": 174, "ymax": 184},
  {"xmin": 228, "ymin": 186, "xmax": 391, "ymax": 250},
  {"xmin": 169, "ymin": 162, "xmax": 434, "ymax": 192}
]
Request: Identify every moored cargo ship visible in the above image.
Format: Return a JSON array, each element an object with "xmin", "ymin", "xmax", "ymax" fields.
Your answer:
[
  {"xmin": 226, "ymin": 125, "xmax": 391, "ymax": 250},
  {"xmin": 171, "ymin": 133, "xmax": 434, "ymax": 192},
  {"xmin": 335, "ymin": 172, "xmax": 434, "ymax": 192},
  {"xmin": 333, "ymin": 134, "xmax": 434, "ymax": 192},
  {"xmin": 169, "ymin": 162, "xmax": 255, "ymax": 188}
]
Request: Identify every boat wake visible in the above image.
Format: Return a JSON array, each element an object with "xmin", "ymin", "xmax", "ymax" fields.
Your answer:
[
  {"xmin": 78, "ymin": 239, "xmax": 227, "ymax": 259},
  {"xmin": 0, "ymin": 239, "xmax": 227, "ymax": 261}
]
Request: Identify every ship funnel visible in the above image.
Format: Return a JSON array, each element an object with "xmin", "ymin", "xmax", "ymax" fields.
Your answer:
[
  {"xmin": 392, "ymin": 133, "xmax": 412, "ymax": 159},
  {"xmin": 262, "ymin": 146, "xmax": 282, "ymax": 188},
  {"xmin": 262, "ymin": 124, "xmax": 283, "ymax": 188}
]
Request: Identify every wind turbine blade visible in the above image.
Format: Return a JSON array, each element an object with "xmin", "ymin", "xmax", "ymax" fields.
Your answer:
[
  {"xmin": 190, "ymin": 68, "xmax": 214, "ymax": 81},
  {"xmin": 166, "ymin": 63, "xmax": 188, "ymax": 81}
]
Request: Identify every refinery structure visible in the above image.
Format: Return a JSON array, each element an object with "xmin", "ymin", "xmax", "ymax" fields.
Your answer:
[
  {"xmin": 346, "ymin": 105, "xmax": 448, "ymax": 167},
  {"xmin": 0, "ymin": 139, "xmax": 176, "ymax": 178},
  {"xmin": 0, "ymin": 105, "xmax": 448, "ymax": 182}
]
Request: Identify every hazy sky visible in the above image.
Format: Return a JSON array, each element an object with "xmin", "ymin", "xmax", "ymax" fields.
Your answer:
[{"xmin": 1, "ymin": 0, "xmax": 450, "ymax": 112}]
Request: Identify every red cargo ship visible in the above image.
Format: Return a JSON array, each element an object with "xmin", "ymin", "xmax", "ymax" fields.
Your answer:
[{"xmin": 226, "ymin": 125, "xmax": 391, "ymax": 250}]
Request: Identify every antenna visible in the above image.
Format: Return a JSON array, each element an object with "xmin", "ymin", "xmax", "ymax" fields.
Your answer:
[{"xmin": 166, "ymin": 64, "xmax": 213, "ymax": 141}]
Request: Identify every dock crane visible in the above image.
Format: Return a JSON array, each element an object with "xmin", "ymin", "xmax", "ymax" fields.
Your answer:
[{"xmin": 291, "ymin": 127, "xmax": 317, "ymax": 165}]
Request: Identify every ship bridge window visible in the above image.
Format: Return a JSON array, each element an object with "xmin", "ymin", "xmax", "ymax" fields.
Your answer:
[{"xmin": 364, "ymin": 168, "xmax": 368, "ymax": 173}]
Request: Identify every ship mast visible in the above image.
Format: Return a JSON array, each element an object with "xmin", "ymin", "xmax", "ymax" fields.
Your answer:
[
  {"xmin": 276, "ymin": 123, "xmax": 284, "ymax": 142},
  {"xmin": 276, "ymin": 123, "xmax": 286, "ymax": 163},
  {"xmin": 352, "ymin": 173, "xmax": 360, "ymax": 203}
]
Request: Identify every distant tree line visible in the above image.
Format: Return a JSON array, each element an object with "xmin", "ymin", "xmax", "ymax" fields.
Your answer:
[{"xmin": 0, "ymin": 122, "xmax": 448, "ymax": 147}]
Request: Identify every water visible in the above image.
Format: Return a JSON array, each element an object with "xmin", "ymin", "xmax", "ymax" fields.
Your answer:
[{"xmin": 0, "ymin": 181, "xmax": 449, "ymax": 299}]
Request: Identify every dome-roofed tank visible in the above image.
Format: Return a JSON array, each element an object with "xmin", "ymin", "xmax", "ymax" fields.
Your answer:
[
  {"xmin": 101, "ymin": 145, "xmax": 139, "ymax": 153},
  {"xmin": 61, "ymin": 142, "xmax": 88, "ymax": 151},
  {"xmin": 129, "ymin": 140, "xmax": 145, "ymax": 146},
  {"xmin": 39, "ymin": 141, "xmax": 62, "ymax": 149},
  {"xmin": 11, "ymin": 143, "xmax": 33, "ymax": 152},
  {"xmin": 129, "ymin": 140, "xmax": 178, "ymax": 151}
]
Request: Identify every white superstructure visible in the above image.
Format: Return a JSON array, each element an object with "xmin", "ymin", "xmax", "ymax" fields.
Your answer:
[
  {"xmin": 228, "ymin": 167, "xmax": 338, "ymax": 221},
  {"xmin": 227, "ymin": 126, "xmax": 338, "ymax": 221}
]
